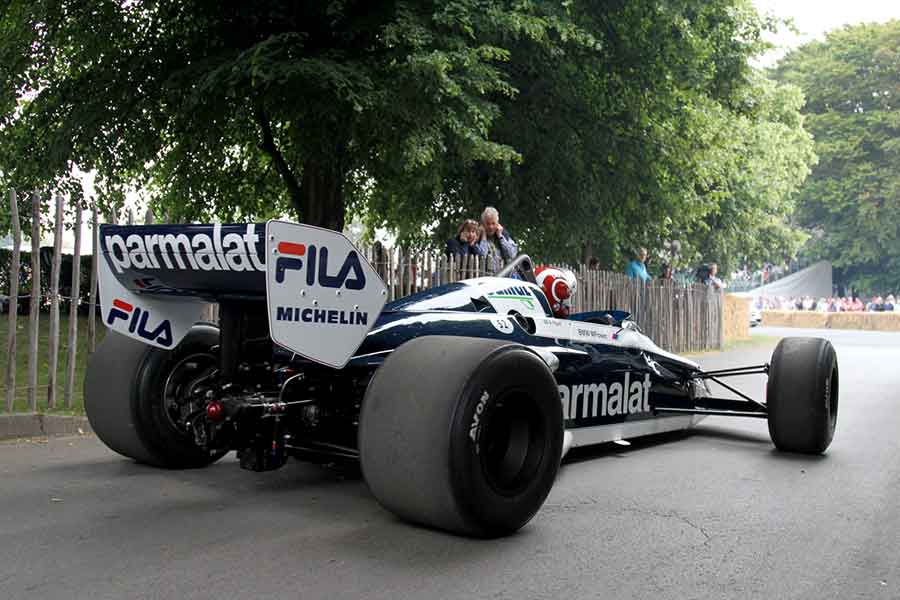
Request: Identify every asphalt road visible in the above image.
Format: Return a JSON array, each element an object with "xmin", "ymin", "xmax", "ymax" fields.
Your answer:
[{"xmin": 1, "ymin": 327, "xmax": 898, "ymax": 600}]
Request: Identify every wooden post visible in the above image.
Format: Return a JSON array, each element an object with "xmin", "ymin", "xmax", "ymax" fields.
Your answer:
[
  {"xmin": 375, "ymin": 242, "xmax": 387, "ymax": 284},
  {"xmin": 387, "ymin": 247, "xmax": 395, "ymax": 301},
  {"xmin": 88, "ymin": 200, "xmax": 99, "ymax": 353},
  {"xmin": 27, "ymin": 192, "xmax": 41, "ymax": 412},
  {"xmin": 404, "ymin": 248, "xmax": 410, "ymax": 296},
  {"xmin": 5, "ymin": 190, "xmax": 21, "ymax": 412},
  {"xmin": 46, "ymin": 194, "xmax": 64, "ymax": 408},
  {"xmin": 399, "ymin": 248, "xmax": 407, "ymax": 297},
  {"xmin": 63, "ymin": 202, "xmax": 83, "ymax": 409}
]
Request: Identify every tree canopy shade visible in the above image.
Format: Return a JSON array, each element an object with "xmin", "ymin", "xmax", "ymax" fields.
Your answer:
[
  {"xmin": 774, "ymin": 20, "xmax": 900, "ymax": 293},
  {"xmin": 1, "ymin": 0, "xmax": 815, "ymax": 271}
]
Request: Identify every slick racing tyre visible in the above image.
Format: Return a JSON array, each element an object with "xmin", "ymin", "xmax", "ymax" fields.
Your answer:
[
  {"xmin": 767, "ymin": 337, "xmax": 839, "ymax": 454},
  {"xmin": 359, "ymin": 336, "xmax": 563, "ymax": 538},
  {"xmin": 85, "ymin": 325, "xmax": 228, "ymax": 468}
]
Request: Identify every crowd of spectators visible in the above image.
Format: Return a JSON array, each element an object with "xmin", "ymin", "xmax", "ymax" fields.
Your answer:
[
  {"xmin": 445, "ymin": 207, "xmax": 518, "ymax": 272},
  {"xmin": 445, "ymin": 213, "xmax": 763, "ymax": 299},
  {"xmin": 694, "ymin": 262, "xmax": 726, "ymax": 291},
  {"xmin": 752, "ymin": 295, "xmax": 899, "ymax": 312},
  {"xmin": 619, "ymin": 244, "xmax": 725, "ymax": 291},
  {"xmin": 621, "ymin": 247, "xmax": 676, "ymax": 284},
  {"xmin": 445, "ymin": 217, "xmax": 900, "ymax": 319}
]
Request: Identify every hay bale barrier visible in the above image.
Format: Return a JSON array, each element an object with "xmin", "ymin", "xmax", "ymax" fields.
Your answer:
[
  {"xmin": 723, "ymin": 294, "xmax": 750, "ymax": 342},
  {"xmin": 761, "ymin": 310, "xmax": 900, "ymax": 331}
]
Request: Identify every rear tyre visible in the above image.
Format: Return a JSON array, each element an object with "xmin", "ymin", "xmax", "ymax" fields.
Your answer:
[
  {"xmin": 767, "ymin": 337, "xmax": 838, "ymax": 454},
  {"xmin": 85, "ymin": 325, "xmax": 227, "ymax": 468},
  {"xmin": 359, "ymin": 336, "xmax": 563, "ymax": 538}
]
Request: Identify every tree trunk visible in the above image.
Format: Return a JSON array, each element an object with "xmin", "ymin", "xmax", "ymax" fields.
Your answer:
[
  {"xmin": 254, "ymin": 104, "xmax": 345, "ymax": 231},
  {"xmin": 582, "ymin": 240, "xmax": 594, "ymax": 265},
  {"xmin": 297, "ymin": 159, "xmax": 345, "ymax": 232}
]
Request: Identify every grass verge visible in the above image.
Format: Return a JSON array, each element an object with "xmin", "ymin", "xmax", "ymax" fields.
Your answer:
[
  {"xmin": 684, "ymin": 334, "xmax": 783, "ymax": 358},
  {"xmin": 1, "ymin": 313, "xmax": 106, "ymax": 415}
]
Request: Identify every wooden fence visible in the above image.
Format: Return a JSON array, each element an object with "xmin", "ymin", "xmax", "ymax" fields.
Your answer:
[
  {"xmin": 3, "ymin": 191, "xmax": 91, "ymax": 413},
  {"xmin": 357, "ymin": 248, "xmax": 724, "ymax": 354},
  {"xmin": 2, "ymin": 189, "xmax": 723, "ymax": 414}
]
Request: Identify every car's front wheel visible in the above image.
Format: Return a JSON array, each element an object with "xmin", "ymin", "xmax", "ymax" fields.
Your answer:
[{"xmin": 767, "ymin": 337, "xmax": 839, "ymax": 454}]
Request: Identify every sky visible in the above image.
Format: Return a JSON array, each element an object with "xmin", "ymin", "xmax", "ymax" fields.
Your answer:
[{"xmin": 752, "ymin": 0, "xmax": 900, "ymax": 66}]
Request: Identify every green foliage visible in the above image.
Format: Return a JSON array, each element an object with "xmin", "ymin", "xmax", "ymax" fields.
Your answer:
[
  {"xmin": 1, "ymin": 1, "xmax": 574, "ymax": 229},
  {"xmin": 774, "ymin": 20, "xmax": 900, "ymax": 293},
  {"xmin": 683, "ymin": 73, "xmax": 814, "ymax": 272},
  {"xmin": 1, "ymin": 0, "xmax": 814, "ymax": 275},
  {"xmin": 362, "ymin": 1, "xmax": 815, "ymax": 271}
]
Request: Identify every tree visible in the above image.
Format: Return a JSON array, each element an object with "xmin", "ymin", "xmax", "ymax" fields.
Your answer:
[
  {"xmin": 773, "ymin": 20, "xmax": 900, "ymax": 293},
  {"xmin": 1, "ymin": 0, "xmax": 586, "ymax": 230},
  {"xmin": 364, "ymin": 1, "xmax": 814, "ymax": 270},
  {"xmin": 1, "ymin": 0, "xmax": 814, "ymax": 274},
  {"xmin": 683, "ymin": 71, "xmax": 814, "ymax": 273}
]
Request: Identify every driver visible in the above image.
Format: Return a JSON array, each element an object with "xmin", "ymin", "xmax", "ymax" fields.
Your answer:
[{"xmin": 535, "ymin": 266, "xmax": 577, "ymax": 318}]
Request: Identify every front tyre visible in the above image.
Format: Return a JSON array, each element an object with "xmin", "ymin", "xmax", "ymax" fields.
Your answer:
[
  {"xmin": 85, "ymin": 325, "xmax": 227, "ymax": 468},
  {"xmin": 767, "ymin": 337, "xmax": 839, "ymax": 454},
  {"xmin": 359, "ymin": 336, "xmax": 563, "ymax": 538}
]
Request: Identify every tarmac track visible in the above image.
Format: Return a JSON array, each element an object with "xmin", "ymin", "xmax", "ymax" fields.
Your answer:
[{"xmin": 1, "ymin": 326, "xmax": 898, "ymax": 600}]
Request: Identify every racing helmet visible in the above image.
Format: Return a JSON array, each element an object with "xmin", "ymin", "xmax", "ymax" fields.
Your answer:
[{"xmin": 535, "ymin": 266, "xmax": 577, "ymax": 318}]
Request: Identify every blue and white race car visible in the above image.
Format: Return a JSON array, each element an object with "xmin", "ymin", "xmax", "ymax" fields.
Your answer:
[{"xmin": 86, "ymin": 222, "xmax": 839, "ymax": 537}]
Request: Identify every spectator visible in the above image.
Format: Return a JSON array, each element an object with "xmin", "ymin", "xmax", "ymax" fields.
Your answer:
[
  {"xmin": 885, "ymin": 295, "xmax": 896, "ymax": 311},
  {"xmin": 869, "ymin": 296, "xmax": 885, "ymax": 312},
  {"xmin": 587, "ymin": 256, "xmax": 601, "ymax": 271},
  {"xmin": 477, "ymin": 206, "xmax": 518, "ymax": 272},
  {"xmin": 660, "ymin": 264, "xmax": 673, "ymax": 280},
  {"xmin": 625, "ymin": 248, "xmax": 650, "ymax": 282},
  {"xmin": 850, "ymin": 296, "xmax": 864, "ymax": 311},
  {"xmin": 695, "ymin": 263, "xmax": 711, "ymax": 285},
  {"xmin": 445, "ymin": 218, "xmax": 485, "ymax": 258},
  {"xmin": 706, "ymin": 263, "xmax": 726, "ymax": 291}
]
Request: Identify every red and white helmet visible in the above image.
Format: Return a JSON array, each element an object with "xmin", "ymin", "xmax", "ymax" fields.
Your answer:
[{"xmin": 535, "ymin": 266, "xmax": 577, "ymax": 318}]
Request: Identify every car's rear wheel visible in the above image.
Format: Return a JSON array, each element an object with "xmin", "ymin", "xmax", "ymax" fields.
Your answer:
[
  {"xmin": 85, "ymin": 325, "xmax": 228, "ymax": 468},
  {"xmin": 767, "ymin": 337, "xmax": 838, "ymax": 454},
  {"xmin": 359, "ymin": 335, "xmax": 563, "ymax": 537}
]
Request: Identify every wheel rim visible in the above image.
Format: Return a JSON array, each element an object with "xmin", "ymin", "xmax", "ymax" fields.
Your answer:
[
  {"xmin": 480, "ymin": 390, "xmax": 547, "ymax": 496},
  {"xmin": 162, "ymin": 352, "xmax": 218, "ymax": 432}
]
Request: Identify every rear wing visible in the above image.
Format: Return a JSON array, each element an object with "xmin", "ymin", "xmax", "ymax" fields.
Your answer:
[{"xmin": 98, "ymin": 220, "xmax": 387, "ymax": 368}]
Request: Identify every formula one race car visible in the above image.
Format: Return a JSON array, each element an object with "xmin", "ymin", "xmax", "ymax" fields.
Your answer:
[{"xmin": 85, "ymin": 221, "xmax": 839, "ymax": 538}]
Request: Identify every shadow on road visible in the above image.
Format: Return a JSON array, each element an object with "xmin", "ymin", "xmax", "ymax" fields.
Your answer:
[
  {"xmin": 563, "ymin": 429, "xmax": 695, "ymax": 465},
  {"xmin": 691, "ymin": 424, "xmax": 771, "ymax": 445}
]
